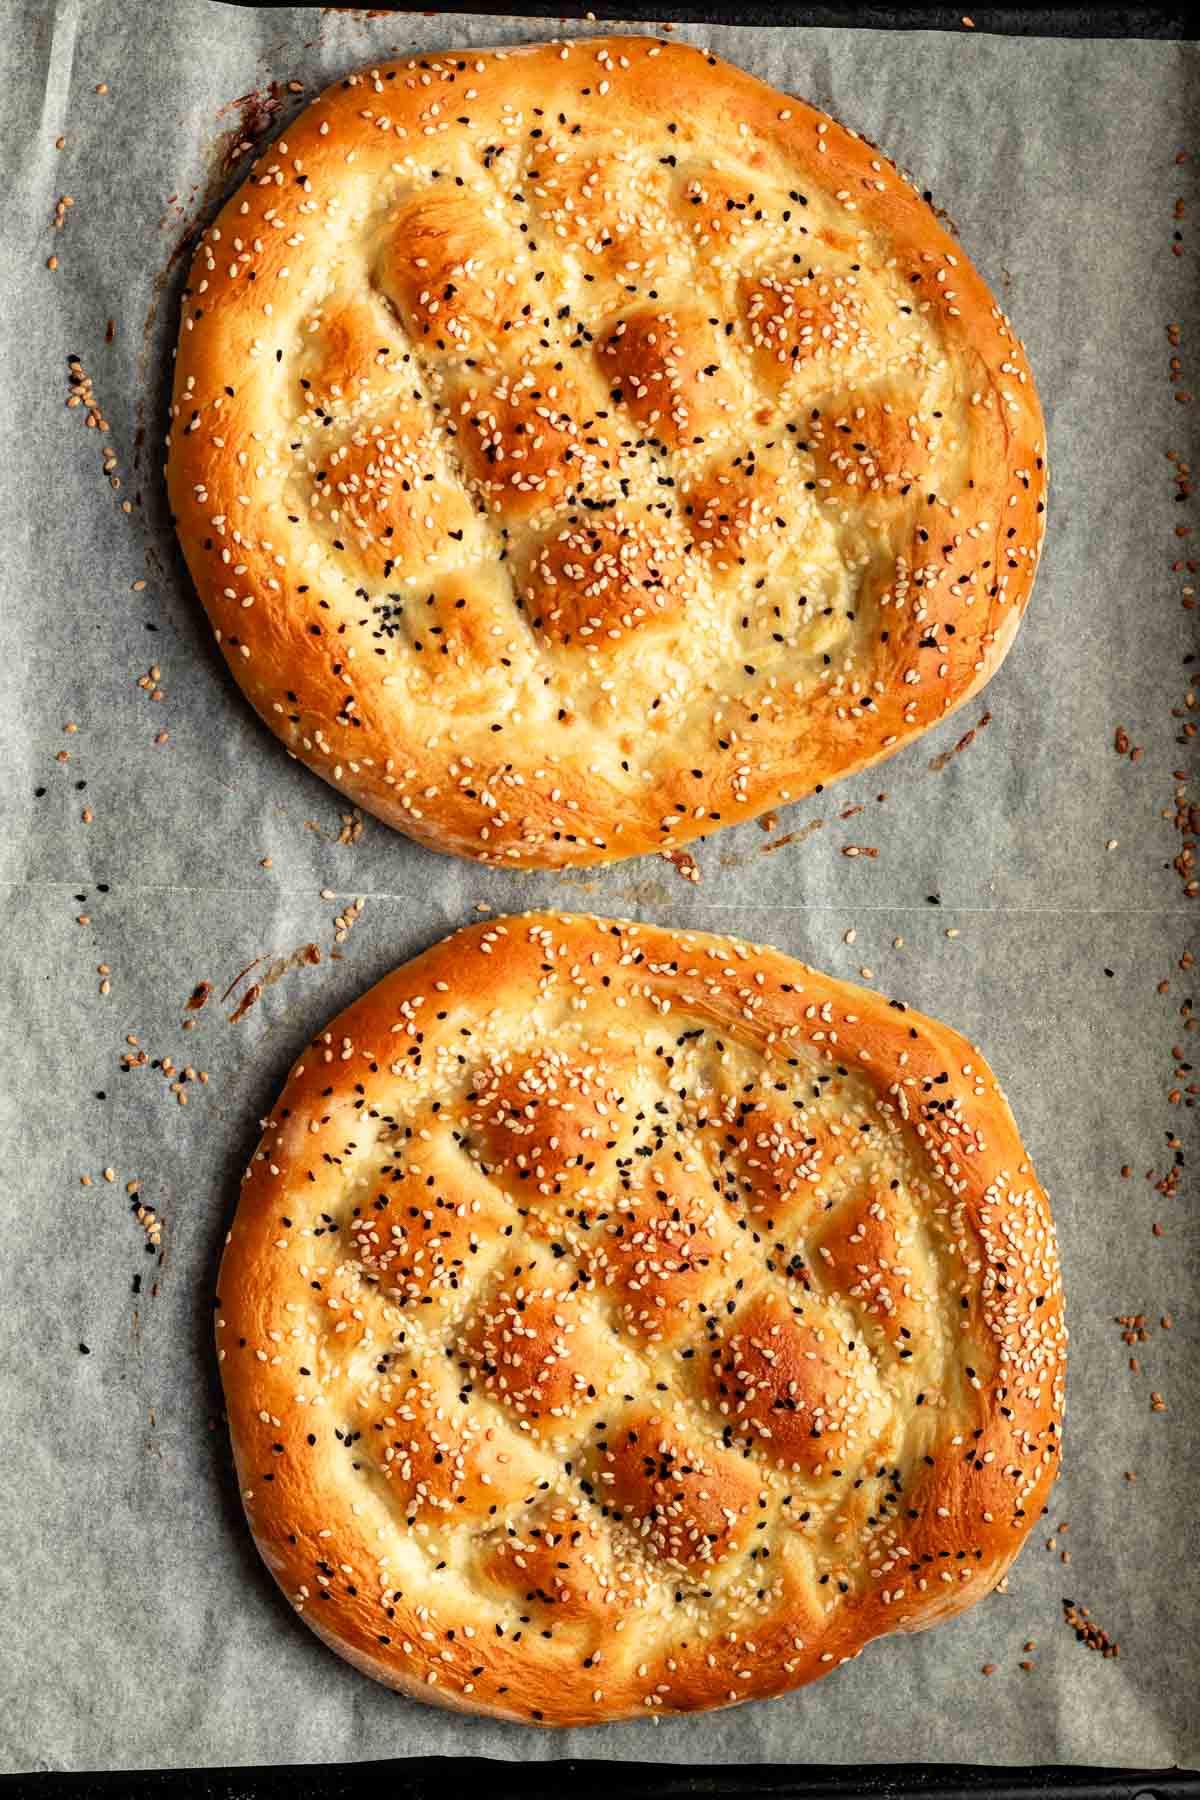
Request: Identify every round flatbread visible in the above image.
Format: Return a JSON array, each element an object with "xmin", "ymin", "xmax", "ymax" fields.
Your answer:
[
  {"xmin": 217, "ymin": 912, "xmax": 1065, "ymax": 1723},
  {"xmin": 168, "ymin": 36, "xmax": 1046, "ymax": 869}
]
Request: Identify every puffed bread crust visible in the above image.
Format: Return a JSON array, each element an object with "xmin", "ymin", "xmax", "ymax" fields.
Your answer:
[
  {"xmin": 168, "ymin": 37, "xmax": 1046, "ymax": 869},
  {"xmin": 217, "ymin": 912, "xmax": 1065, "ymax": 1724}
]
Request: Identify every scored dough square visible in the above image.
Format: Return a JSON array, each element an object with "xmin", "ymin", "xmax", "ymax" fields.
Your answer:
[
  {"xmin": 167, "ymin": 37, "xmax": 1046, "ymax": 869},
  {"xmin": 217, "ymin": 912, "xmax": 1065, "ymax": 1724}
]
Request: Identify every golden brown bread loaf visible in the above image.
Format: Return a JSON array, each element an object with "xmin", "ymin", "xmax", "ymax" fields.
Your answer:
[
  {"xmin": 217, "ymin": 913, "xmax": 1065, "ymax": 1723},
  {"xmin": 167, "ymin": 36, "xmax": 1046, "ymax": 869}
]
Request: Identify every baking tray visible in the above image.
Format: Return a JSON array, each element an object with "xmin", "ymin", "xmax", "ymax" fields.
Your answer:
[
  {"xmin": 0, "ymin": 1759, "xmax": 1198, "ymax": 1798},
  {"xmin": 345, "ymin": 3, "xmax": 1194, "ymax": 30},
  {"xmin": 1, "ymin": 0, "xmax": 1196, "ymax": 1793}
]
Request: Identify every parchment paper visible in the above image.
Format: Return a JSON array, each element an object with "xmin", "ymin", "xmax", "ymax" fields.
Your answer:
[{"xmin": 0, "ymin": 0, "xmax": 1196, "ymax": 1775}]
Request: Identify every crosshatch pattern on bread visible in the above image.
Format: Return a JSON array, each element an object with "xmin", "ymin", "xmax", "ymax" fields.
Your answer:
[
  {"xmin": 217, "ymin": 913, "xmax": 1066, "ymax": 1724},
  {"xmin": 167, "ymin": 37, "xmax": 1047, "ymax": 869}
]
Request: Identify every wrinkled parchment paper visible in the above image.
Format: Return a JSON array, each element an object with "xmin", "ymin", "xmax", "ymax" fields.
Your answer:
[{"xmin": 0, "ymin": 0, "xmax": 1196, "ymax": 1775}]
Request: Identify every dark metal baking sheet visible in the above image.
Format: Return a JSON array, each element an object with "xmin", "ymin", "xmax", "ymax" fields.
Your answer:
[
  {"xmin": 1, "ymin": 1759, "xmax": 1199, "ymax": 1798},
  {"xmin": 232, "ymin": 3, "xmax": 1197, "ymax": 37},
  {"xmin": 2, "ymin": 0, "xmax": 1195, "ymax": 1791}
]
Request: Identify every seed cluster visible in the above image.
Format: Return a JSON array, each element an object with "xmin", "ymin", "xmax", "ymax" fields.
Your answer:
[
  {"xmin": 66, "ymin": 355, "xmax": 129, "ymax": 506},
  {"xmin": 1062, "ymin": 1598, "xmax": 1120, "ymax": 1659}
]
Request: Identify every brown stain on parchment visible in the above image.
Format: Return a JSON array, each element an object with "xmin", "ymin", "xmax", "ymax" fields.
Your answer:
[
  {"xmin": 215, "ymin": 85, "xmax": 286, "ymax": 173},
  {"xmin": 223, "ymin": 941, "xmax": 323, "ymax": 1024},
  {"xmin": 759, "ymin": 817, "xmax": 826, "ymax": 857},
  {"xmin": 554, "ymin": 869, "xmax": 677, "ymax": 913},
  {"xmin": 928, "ymin": 710, "xmax": 992, "ymax": 773}
]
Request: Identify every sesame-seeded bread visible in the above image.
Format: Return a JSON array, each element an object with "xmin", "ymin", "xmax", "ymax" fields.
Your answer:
[
  {"xmin": 217, "ymin": 912, "xmax": 1065, "ymax": 1724},
  {"xmin": 166, "ymin": 37, "xmax": 1046, "ymax": 870}
]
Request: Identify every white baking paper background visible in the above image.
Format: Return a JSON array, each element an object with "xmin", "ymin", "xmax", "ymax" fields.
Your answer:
[{"xmin": 0, "ymin": 0, "xmax": 1196, "ymax": 1775}]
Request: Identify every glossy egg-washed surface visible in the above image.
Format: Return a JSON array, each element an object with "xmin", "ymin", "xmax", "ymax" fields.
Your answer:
[
  {"xmin": 167, "ymin": 38, "xmax": 1046, "ymax": 868},
  {"xmin": 218, "ymin": 915, "xmax": 1065, "ymax": 1723}
]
